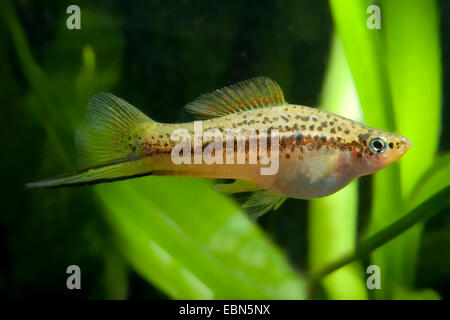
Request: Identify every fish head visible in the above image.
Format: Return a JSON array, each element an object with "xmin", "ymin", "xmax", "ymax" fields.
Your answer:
[{"xmin": 348, "ymin": 130, "xmax": 412, "ymax": 176}]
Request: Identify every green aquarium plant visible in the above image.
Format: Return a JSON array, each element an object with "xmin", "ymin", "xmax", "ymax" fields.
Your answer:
[{"xmin": 310, "ymin": 0, "xmax": 447, "ymax": 299}]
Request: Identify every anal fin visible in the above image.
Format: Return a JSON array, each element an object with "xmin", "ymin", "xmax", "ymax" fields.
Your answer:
[{"xmin": 215, "ymin": 180, "xmax": 286, "ymax": 218}]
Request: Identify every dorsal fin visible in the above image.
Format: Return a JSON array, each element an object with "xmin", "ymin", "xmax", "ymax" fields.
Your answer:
[{"xmin": 185, "ymin": 77, "xmax": 286, "ymax": 119}]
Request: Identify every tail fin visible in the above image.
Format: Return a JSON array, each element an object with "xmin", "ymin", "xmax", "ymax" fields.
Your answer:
[{"xmin": 26, "ymin": 93, "xmax": 155, "ymax": 188}]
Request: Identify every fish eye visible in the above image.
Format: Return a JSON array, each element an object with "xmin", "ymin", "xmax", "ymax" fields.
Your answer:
[{"xmin": 369, "ymin": 137, "xmax": 387, "ymax": 154}]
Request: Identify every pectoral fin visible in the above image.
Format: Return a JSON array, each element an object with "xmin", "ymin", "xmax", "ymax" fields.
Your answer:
[{"xmin": 307, "ymin": 152, "xmax": 339, "ymax": 184}]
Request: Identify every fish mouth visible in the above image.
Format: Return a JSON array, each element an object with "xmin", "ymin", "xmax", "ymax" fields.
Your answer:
[{"xmin": 401, "ymin": 137, "xmax": 413, "ymax": 153}]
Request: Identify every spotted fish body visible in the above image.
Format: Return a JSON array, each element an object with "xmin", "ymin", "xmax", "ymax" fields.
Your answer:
[{"xmin": 27, "ymin": 77, "xmax": 411, "ymax": 215}]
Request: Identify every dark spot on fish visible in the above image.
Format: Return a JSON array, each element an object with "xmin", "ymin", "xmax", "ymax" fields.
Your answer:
[
  {"xmin": 344, "ymin": 129, "xmax": 350, "ymax": 134},
  {"xmin": 358, "ymin": 133, "xmax": 371, "ymax": 145},
  {"xmin": 285, "ymin": 153, "xmax": 290, "ymax": 159},
  {"xmin": 389, "ymin": 142, "xmax": 394, "ymax": 149},
  {"xmin": 301, "ymin": 116, "xmax": 310, "ymax": 121},
  {"xmin": 309, "ymin": 125, "xmax": 315, "ymax": 131},
  {"xmin": 337, "ymin": 127, "xmax": 342, "ymax": 131},
  {"xmin": 312, "ymin": 116, "xmax": 318, "ymax": 122},
  {"xmin": 330, "ymin": 128, "xmax": 336, "ymax": 134},
  {"xmin": 295, "ymin": 115, "xmax": 301, "ymax": 120},
  {"xmin": 293, "ymin": 123, "xmax": 299, "ymax": 130},
  {"xmin": 295, "ymin": 133, "xmax": 303, "ymax": 144},
  {"xmin": 281, "ymin": 115, "xmax": 289, "ymax": 122},
  {"xmin": 329, "ymin": 121, "xmax": 334, "ymax": 126},
  {"xmin": 321, "ymin": 136, "xmax": 327, "ymax": 143},
  {"xmin": 300, "ymin": 124, "xmax": 306, "ymax": 130},
  {"xmin": 317, "ymin": 126, "xmax": 322, "ymax": 131},
  {"xmin": 321, "ymin": 121, "xmax": 328, "ymax": 128}
]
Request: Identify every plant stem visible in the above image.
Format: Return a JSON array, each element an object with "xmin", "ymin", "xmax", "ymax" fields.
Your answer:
[{"xmin": 310, "ymin": 186, "xmax": 450, "ymax": 283}]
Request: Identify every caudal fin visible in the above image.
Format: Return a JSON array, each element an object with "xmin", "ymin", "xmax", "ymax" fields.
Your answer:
[
  {"xmin": 27, "ymin": 93, "xmax": 155, "ymax": 188},
  {"xmin": 25, "ymin": 159, "xmax": 152, "ymax": 188}
]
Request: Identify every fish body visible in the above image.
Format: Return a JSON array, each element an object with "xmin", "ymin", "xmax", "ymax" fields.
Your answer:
[{"xmin": 27, "ymin": 77, "xmax": 411, "ymax": 216}]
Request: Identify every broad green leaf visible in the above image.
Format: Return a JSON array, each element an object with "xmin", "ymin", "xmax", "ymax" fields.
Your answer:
[{"xmin": 98, "ymin": 177, "xmax": 307, "ymax": 299}]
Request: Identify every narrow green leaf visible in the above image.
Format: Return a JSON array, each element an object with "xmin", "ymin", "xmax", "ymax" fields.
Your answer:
[
  {"xmin": 329, "ymin": 0, "xmax": 393, "ymax": 130},
  {"xmin": 408, "ymin": 154, "xmax": 450, "ymax": 211},
  {"xmin": 308, "ymin": 35, "xmax": 367, "ymax": 299},
  {"xmin": 383, "ymin": 0, "xmax": 442, "ymax": 197},
  {"xmin": 370, "ymin": 0, "xmax": 441, "ymax": 294}
]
